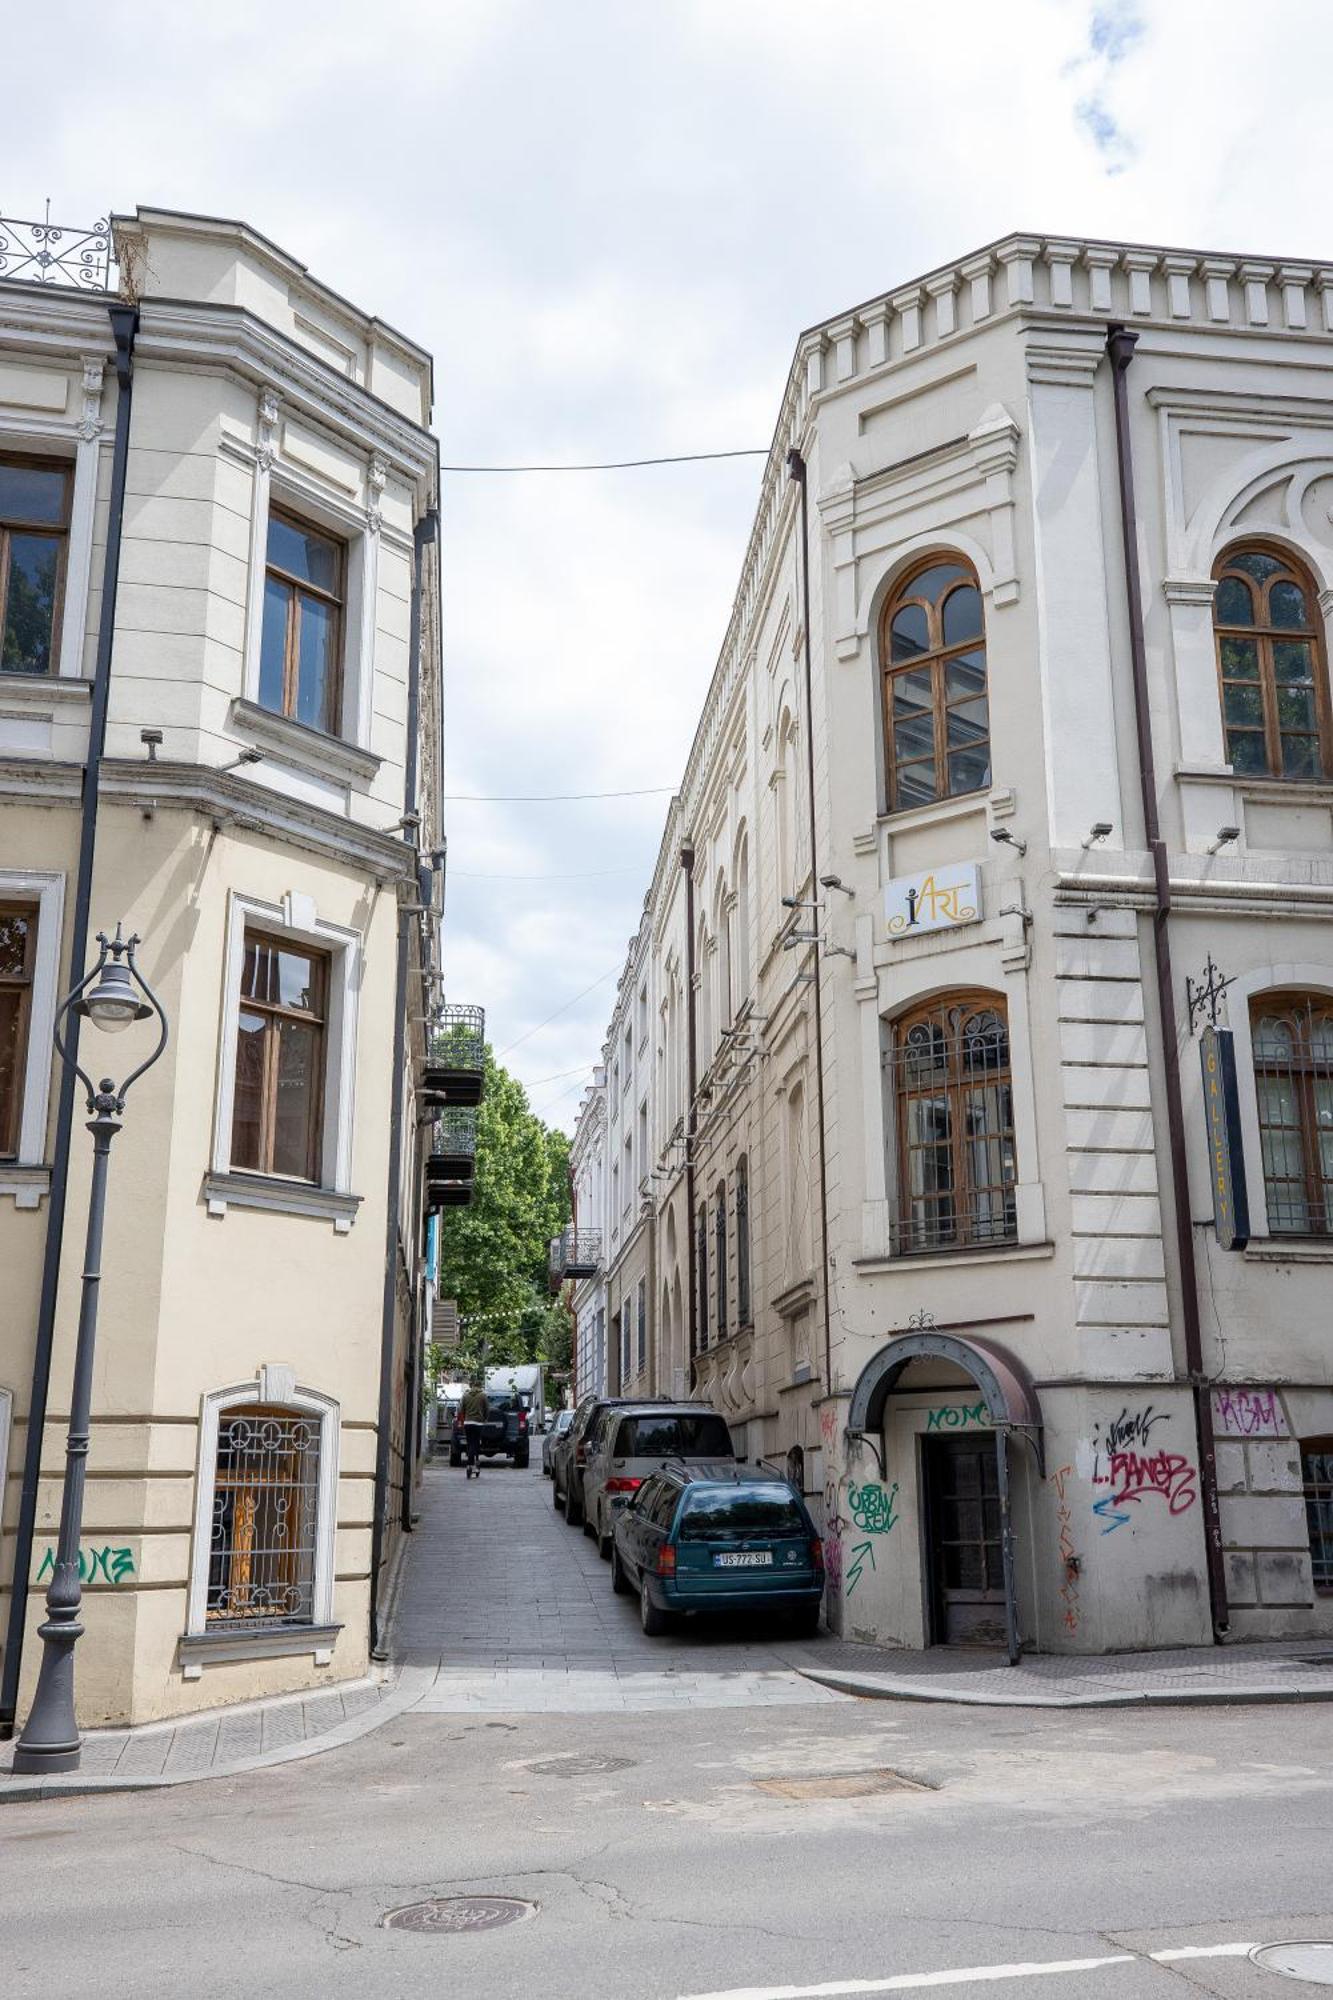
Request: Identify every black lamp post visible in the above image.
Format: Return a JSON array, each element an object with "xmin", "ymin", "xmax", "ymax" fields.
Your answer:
[{"xmin": 12, "ymin": 928, "xmax": 167, "ymax": 1774}]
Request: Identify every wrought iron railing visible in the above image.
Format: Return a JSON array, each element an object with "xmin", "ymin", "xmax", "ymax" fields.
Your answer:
[
  {"xmin": 430, "ymin": 1108, "xmax": 478, "ymax": 1164},
  {"xmin": 549, "ymin": 1227, "xmax": 602, "ymax": 1282},
  {"xmin": 889, "ymin": 1192, "xmax": 1017, "ymax": 1256},
  {"xmin": 429, "ymin": 1004, "xmax": 485, "ymax": 1071},
  {"xmin": 0, "ymin": 206, "xmax": 113, "ymax": 290},
  {"xmin": 1251, "ymin": 993, "xmax": 1333, "ymax": 1237}
]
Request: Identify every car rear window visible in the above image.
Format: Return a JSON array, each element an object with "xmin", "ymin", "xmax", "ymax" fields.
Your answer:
[
  {"xmin": 677, "ymin": 1486, "xmax": 806, "ymax": 1540},
  {"xmin": 615, "ymin": 1413, "xmax": 733, "ymax": 1458}
]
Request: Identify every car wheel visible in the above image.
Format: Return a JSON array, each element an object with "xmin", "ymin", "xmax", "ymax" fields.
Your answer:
[
  {"xmin": 597, "ymin": 1512, "xmax": 612, "ymax": 1560},
  {"xmin": 639, "ymin": 1575, "xmax": 669, "ymax": 1637},
  {"xmin": 563, "ymin": 1481, "xmax": 583, "ymax": 1529},
  {"xmin": 791, "ymin": 1602, "xmax": 822, "ymax": 1638},
  {"xmin": 552, "ymin": 1476, "xmax": 563, "ymax": 1508},
  {"xmin": 610, "ymin": 1543, "xmax": 630, "ymax": 1596},
  {"xmin": 514, "ymin": 1448, "xmax": 529, "ymax": 1470}
]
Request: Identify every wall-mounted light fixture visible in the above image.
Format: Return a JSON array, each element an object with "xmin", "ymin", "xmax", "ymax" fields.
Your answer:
[
  {"xmin": 989, "ymin": 827, "xmax": 1027, "ymax": 857},
  {"xmin": 221, "ymin": 747, "xmax": 264, "ymax": 774},
  {"xmin": 1207, "ymin": 825, "xmax": 1242, "ymax": 855},
  {"xmin": 819, "ymin": 874, "xmax": 855, "ymax": 898},
  {"xmin": 139, "ymin": 728, "xmax": 162, "ymax": 762},
  {"xmin": 1081, "ymin": 822, "xmax": 1114, "ymax": 849}
]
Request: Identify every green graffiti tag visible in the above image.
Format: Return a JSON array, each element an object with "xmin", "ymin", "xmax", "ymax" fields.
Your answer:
[
  {"xmin": 848, "ymin": 1481, "xmax": 899, "ymax": 1534},
  {"xmin": 925, "ymin": 1402, "xmax": 988, "ymax": 1430},
  {"xmin": 36, "ymin": 1545, "xmax": 136, "ymax": 1586},
  {"xmin": 846, "ymin": 1540, "xmax": 875, "ymax": 1595}
]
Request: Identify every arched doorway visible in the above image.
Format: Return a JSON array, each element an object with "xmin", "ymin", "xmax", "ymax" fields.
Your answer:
[{"xmin": 847, "ymin": 1330, "xmax": 1043, "ymax": 1663}]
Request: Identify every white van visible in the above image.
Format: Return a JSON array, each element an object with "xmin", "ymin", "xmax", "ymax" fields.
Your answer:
[{"xmin": 486, "ymin": 1362, "xmax": 545, "ymax": 1433}]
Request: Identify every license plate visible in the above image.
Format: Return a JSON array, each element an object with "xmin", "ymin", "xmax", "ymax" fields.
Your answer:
[{"xmin": 714, "ymin": 1551, "xmax": 772, "ymax": 1568}]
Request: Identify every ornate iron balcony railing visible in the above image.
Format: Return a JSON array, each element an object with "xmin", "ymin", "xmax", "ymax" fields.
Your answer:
[
  {"xmin": 427, "ymin": 1108, "xmax": 478, "ymax": 1174},
  {"xmin": 422, "ymin": 1004, "xmax": 486, "ymax": 1108},
  {"xmin": 549, "ymin": 1226, "xmax": 602, "ymax": 1285},
  {"xmin": 0, "ymin": 206, "xmax": 113, "ymax": 290}
]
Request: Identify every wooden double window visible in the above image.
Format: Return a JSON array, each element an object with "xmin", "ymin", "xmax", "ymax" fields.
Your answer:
[
  {"xmin": 259, "ymin": 510, "xmax": 344, "ymax": 735},
  {"xmin": 0, "ymin": 903, "xmax": 38, "ymax": 1157},
  {"xmin": 881, "ymin": 558, "xmax": 990, "ymax": 812},
  {"xmin": 1251, "ymin": 992, "xmax": 1333, "ymax": 1237},
  {"xmin": 888, "ymin": 992, "xmax": 1016, "ymax": 1254},
  {"xmin": 1303, "ymin": 1438, "xmax": 1333, "ymax": 1594},
  {"xmin": 1, "ymin": 456, "xmax": 71, "ymax": 677},
  {"xmin": 231, "ymin": 931, "xmax": 328, "ymax": 1182},
  {"xmin": 1213, "ymin": 545, "xmax": 1331, "ymax": 782}
]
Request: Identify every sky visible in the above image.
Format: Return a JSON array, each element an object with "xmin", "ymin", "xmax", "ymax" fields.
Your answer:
[{"xmin": 10, "ymin": 0, "xmax": 1333, "ymax": 1129}]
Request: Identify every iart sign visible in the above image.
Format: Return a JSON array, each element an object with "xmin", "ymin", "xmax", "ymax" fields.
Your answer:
[{"xmin": 885, "ymin": 863, "xmax": 982, "ymax": 940}]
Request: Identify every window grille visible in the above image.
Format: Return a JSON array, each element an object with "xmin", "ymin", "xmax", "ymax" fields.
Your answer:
[
  {"xmin": 636, "ymin": 1279, "xmax": 646, "ymax": 1375},
  {"xmin": 736, "ymin": 1156, "xmax": 751, "ymax": 1326},
  {"xmin": 696, "ymin": 1204, "xmax": 709, "ymax": 1351},
  {"xmin": 0, "ymin": 903, "xmax": 38, "ymax": 1158},
  {"xmin": 715, "ymin": 1187, "xmax": 728, "ymax": 1340},
  {"xmin": 1251, "ymin": 993, "xmax": 1333, "ymax": 1236},
  {"xmin": 206, "ymin": 1405, "xmax": 320, "ymax": 1630},
  {"xmin": 1303, "ymin": 1439, "xmax": 1333, "ymax": 1593},
  {"xmin": 886, "ymin": 995, "xmax": 1017, "ymax": 1254}
]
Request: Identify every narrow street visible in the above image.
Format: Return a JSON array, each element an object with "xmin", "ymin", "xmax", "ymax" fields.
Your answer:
[{"xmin": 3, "ymin": 1460, "xmax": 1333, "ymax": 2000}]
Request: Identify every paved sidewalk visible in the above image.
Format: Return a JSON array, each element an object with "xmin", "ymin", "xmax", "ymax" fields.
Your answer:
[{"xmin": 804, "ymin": 1640, "xmax": 1333, "ymax": 1708}]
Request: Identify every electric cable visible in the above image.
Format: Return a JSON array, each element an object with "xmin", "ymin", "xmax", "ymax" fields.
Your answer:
[
  {"xmin": 440, "ymin": 448, "xmax": 766, "ymax": 473},
  {"xmin": 445, "ymin": 785, "xmax": 676, "ymax": 803}
]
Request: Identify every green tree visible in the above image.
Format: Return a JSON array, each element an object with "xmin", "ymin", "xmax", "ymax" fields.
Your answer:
[{"xmin": 435, "ymin": 1049, "xmax": 571, "ymax": 1369}]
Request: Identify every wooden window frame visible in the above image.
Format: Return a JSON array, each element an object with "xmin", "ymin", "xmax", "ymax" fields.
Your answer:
[
  {"xmin": 890, "ymin": 989, "xmax": 1017, "ymax": 1255},
  {"xmin": 880, "ymin": 556, "xmax": 990, "ymax": 815},
  {"xmin": 262, "ymin": 507, "xmax": 345, "ymax": 735},
  {"xmin": 1212, "ymin": 543, "xmax": 1333, "ymax": 783},
  {"xmin": 0, "ymin": 453, "xmax": 72, "ymax": 679},
  {"xmin": 0, "ymin": 901, "xmax": 39, "ymax": 1158},
  {"xmin": 230, "ymin": 929, "xmax": 329, "ymax": 1183},
  {"xmin": 1250, "ymin": 990, "xmax": 1333, "ymax": 1237},
  {"xmin": 1302, "ymin": 1436, "xmax": 1333, "ymax": 1595}
]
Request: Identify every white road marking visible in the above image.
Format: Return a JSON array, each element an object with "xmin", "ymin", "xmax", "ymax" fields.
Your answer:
[{"xmin": 677, "ymin": 1941, "xmax": 1262, "ymax": 2000}]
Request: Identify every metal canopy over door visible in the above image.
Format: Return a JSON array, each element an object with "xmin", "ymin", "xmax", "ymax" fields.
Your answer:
[{"xmin": 924, "ymin": 1433, "xmax": 1007, "ymax": 1646}]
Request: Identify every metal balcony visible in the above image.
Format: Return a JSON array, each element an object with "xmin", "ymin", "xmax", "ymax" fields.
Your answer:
[
  {"xmin": 549, "ymin": 1226, "xmax": 602, "ymax": 1287},
  {"xmin": 422, "ymin": 1004, "xmax": 486, "ymax": 1108},
  {"xmin": 426, "ymin": 1109, "xmax": 477, "ymax": 1190},
  {"xmin": 0, "ymin": 208, "xmax": 113, "ymax": 290}
]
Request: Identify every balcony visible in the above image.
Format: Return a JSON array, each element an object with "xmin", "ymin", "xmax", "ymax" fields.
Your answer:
[
  {"xmin": 422, "ymin": 1004, "xmax": 486, "ymax": 1109},
  {"xmin": 549, "ymin": 1227, "xmax": 603, "ymax": 1287},
  {"xmin": 424, "ymin": 1109, "xmax": 477, "ymax": 1210},
  {"xmin": 0, "ymin": 208, "xmax": 113, "ymax": 290}
]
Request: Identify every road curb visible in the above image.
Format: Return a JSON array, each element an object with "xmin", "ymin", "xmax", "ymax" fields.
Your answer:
[{"xmin": 796, "ymin": 1667, "xmax": 1333, "ymax": 1709}]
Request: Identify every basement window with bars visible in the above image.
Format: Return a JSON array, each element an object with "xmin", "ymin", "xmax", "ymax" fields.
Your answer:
[
  {"xmin": 1251, "ymin": 992, "xmax": 1333, "ymax": 1236},
  {"xmin": 1304, "ymin": 1440, "xmax": 1333, "ymax": 1594},
  {"xmin": 206, "ymin": 1405, "xmax": 321, "ymax": 1630},
  {"xmin": 885, "ymin": 993, "xmax": 1017, "ymax": 1255}
]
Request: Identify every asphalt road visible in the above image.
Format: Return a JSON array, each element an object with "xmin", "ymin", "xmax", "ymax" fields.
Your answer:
[{"xmin": 3, "ymin": 1463, "xmax": 1330, "ymax": 2000}]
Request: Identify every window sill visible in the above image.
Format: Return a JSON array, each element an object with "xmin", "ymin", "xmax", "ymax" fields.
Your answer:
[
  {"xmin": 0, "ymin": 673, "xmax": 92, "ymax": 705},
  {"xmin": 0, "ymin": 1163, "xmax": 51, "ymax": 1210},
  {"xmin": 229, "ymin": 698, "xmax": 382, "ymax": 787},
  {"xmin": 877, "ymin": 789, "xmax": 990, "ymax": 838},
  {"xmin": 202, "ymin": 1170, "xmax": 362, "ymax": 1234},
  {"xmin": 1176, "ymin": 766, "xmax": 1333, "ymax": 806},
  {"xmin": 178, "ymin": 1623, "xmax": 342, "ymax": 1678},
  {"xmin": 854, "ymin": 1239, "xmax": 1055, "ymax": 1275},
  {"xmin": 1244, "ymin": 1237, "xmax": 1333, "ymax": 1264}
]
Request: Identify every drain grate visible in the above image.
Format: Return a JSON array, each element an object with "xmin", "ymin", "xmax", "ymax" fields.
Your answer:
[
  {"xmin": 525, "ymin": 1753, "xmax": 635, "ymax": 1777},
  {"xmin": 1251, "ymin": 1942, "xmax": 1333, "ymax": 1985},
  {"xmin": 382, "ymin": 1896, "xmax": 538, "ymax": 1935},
  {"xmin": 753, "ymin": 1767, "xmax": 932, "ymax": 1800}
]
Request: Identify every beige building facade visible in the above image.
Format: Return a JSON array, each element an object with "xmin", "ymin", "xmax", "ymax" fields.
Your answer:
[
  {"xmin": 0, "ymin": 208, "xmax": 466, "ymax": 1731},
  {"xmin": 568, "ymin": 233, "xmax": 1333, "ymax": 1657}
]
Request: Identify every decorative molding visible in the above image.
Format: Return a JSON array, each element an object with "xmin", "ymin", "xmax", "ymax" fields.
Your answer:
[
  {"xmin": 201, "ymin": 1171, "xmax": 363, "ymax": 1232},
  {"xmin": 229, "ymin": 696, "xmax": 382, "ymax": 788},
  {"xmin": 76, "ymin": 357, "xmax": 104, "ymax": 441},
  {"xmin": 178, "ymin": 1623, "xmax": 342, "ymax": 1676},
  {"xmin": 0, "ymin": 1164, "xmax": 51, "ymax": 1210}
]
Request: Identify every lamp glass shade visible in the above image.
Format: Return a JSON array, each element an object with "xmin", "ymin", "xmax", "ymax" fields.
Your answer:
[{"xmin": 79, "ymin": 961, "xmax": 150, "ymax": 1034}]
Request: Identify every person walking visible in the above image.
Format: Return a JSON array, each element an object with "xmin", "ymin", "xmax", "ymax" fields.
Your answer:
[{"xmin": 461, "ymin": 1377, "xmax": 489, "ymax": 1479}]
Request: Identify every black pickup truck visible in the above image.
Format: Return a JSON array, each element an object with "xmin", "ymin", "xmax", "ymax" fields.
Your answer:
[{"xmin": 449, "ymin": 1393, "xmax": 531, "ymax": 1470}]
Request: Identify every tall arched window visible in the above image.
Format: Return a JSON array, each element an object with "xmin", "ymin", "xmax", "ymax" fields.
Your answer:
[
  {"xmin": 889, "ymin": 992, "xmax": 1016, "ymax": 1253},
  {"xmin": 696, "ymin": 922, "xmax": 712, "ymax": 1070},
  {"xmin": 1213, "ymin": 545, "xmax": 1331, "ymax": 781},
  {"xmin": 734, "ymin": 830, "xmax": 751, "ymax": 1005},
  {"xmin": 1251, "ymin": 991, "xmax": 1333, "ymax": 1236},
  {"xmin": 714, "ymin": 873, "xmax": 731, "ymax": 1034},
  {"xmin": 775, "ymin": 707, "xmax": 799, "ymax": 894},
  {"xmin": 696, "ymin": 1201, "xmax": 710, "ymax": 1352},
  {"xmin": 735, "ymin": 1154, "xmax": 751, "ymax": 1327},
  {"xmin": 715, "ymin": 1183, "xmax": 728, "ymax": 1340},
  {"xmin": 881, "ymin": 557, "xmax": 989, "ymax": 812}
]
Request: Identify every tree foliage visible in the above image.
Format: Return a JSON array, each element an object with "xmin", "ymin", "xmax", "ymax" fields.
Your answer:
[{"xmin": 434, "ymin": 1048, "xmax": 571, "ymax": 1375}]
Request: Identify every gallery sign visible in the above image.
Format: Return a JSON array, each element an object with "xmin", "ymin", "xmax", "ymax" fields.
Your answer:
[
  {"xmin": 1199, "ymin": 1025, "xmax": 1250, "ymax": 1250},
  {"xmin": 885, "ymin": 862, "xmax": 982, "ymax": 940}
]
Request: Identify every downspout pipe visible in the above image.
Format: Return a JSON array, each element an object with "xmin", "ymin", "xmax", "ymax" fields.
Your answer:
[
  {"xmin": 370, "ymin": 506, "xmax": 435, "ymax": 1654},
  {"xmin": 786, "ymin": 449, "xmax": 835, "ymax": 1396},
  {"xmin": 1106, "ymin": 326, "xmax": 1229, "ymax": 1641},
  {"xmin": 682, "ymin": 844, "xmax": 698, "ymax": 1381},
  {"xmin": 1, "ymin": 303, "xmax": 138, "ymax": 1738}
]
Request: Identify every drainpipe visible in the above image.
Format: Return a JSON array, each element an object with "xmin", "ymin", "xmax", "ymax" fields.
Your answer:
[
  {"xmin": 682, "ymin": 843, "xmax": 698, "ymax": 1387},
  {"xmin": 1106, "ymin": 327, "xmax": 1229, "ymax": 1641},
  {"xmin": 785, "ymin": 450, "xmax": 835, "ymax": 1396},
  {"xmin": 370, "ymin": 506, "xmax": 435, "ymax": 1653},
  {"xmin": 1, "ymin": 303, "xmax": 138, "ymax": 1738}
]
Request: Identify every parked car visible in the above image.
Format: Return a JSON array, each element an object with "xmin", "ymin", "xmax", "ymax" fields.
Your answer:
[
  {"xmin": 551, "ymin": 1395, "xmax": 655, "ymax": 1525},
  {"xmin": 449, "ymin": 1392, "xmax": 531, "ymax": 1470},
  {"xmin": 542, "ymin": 1407, "xmax": 574, "ymax": 1477},
  {"xmin": 611, "ymin": 1464, "xmax": 825, "ymax": 1637},
  {"xmin": 583, "ymin": 1403, "xmax": 734, "ymax": 1556}
]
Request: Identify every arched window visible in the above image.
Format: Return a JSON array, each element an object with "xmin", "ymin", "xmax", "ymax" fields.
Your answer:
[
  {"xmin": 734, "ymin": 830, "xmax": 751, "ymax": 1005},
  {"xmin": 775, "ymin": 707, "xmax": 799, "ymax": 894},
  {"xmin": 696, "ymin": 923, "xmax": 712, "ymax": 1070},
  {"xmin": 1251, "ymin": 992, "xmax": 1333, "ymax": 1235},
  {"xmin": 888, "ymin": 992, "xmax": 1016, "ymax": 1253},
  {"xmin": 1213, "ymin": 545, "xmax": 1330, "ymax": 781},
  {"xmin": 715, "ymin": 1182, "xmax": 728, "ymax": 1340},
  {"xmin": 696, "ymin": 1202, "xmax": 709, "ymax": 1352},
  {"xmin": 714, "ymin": 873, "xmax": 732, "ymax": 1034},
  {"xmin": 881, "ymin": 558, "xmax": 989, "ymax": 812},
  {"xmin": 735, "ymin": 1154, "xmax": 751, "ymax": 1326}
]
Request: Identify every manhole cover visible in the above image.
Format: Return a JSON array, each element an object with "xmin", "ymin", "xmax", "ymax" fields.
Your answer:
[
  {"xmin": 1251, "ymin": 1942, "xmax": 1333, "ymax": 1985},
  {"xmin": 382, "ymin": 1896, "xmax": 538, "ymax": 1935},
  {"xmin": 753, "ymin": 1768, "xmax": 932, "ymax": 1800},
  {"xmin": 525, "ymin": 1753, "xmax": 635, "ymax": 1778}
]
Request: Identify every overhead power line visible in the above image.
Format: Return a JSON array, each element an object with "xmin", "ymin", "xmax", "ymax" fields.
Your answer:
[
  {"xmin": 497, "ymin": 966, "xmax": 619, "ymax": 1059},
  {"xmin": 445, "ymin": 785, "xmax": 676, "ymax": 803},
  {"xmin": 440, "ymin": 448, "xmax": 767, "ymax": 473}
]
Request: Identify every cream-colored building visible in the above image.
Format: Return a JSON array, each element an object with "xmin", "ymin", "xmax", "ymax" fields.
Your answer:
[
  {"xmin": 569, "ymin": 233, "xmax": 1333, "ymax": 1657},
  {"xmin": 0, "ymin": 207, "xmax": 474, "ymax": 1731}
]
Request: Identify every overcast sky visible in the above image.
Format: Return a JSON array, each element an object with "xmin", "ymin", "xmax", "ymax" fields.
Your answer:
[{"xmin": 12, "ymin": 0, "xmax": 1333, "ymax": 1127}]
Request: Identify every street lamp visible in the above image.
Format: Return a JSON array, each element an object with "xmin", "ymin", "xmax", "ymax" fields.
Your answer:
[{"xmin": 12, "ymin": 927, "xmax": 167, "ymax": 1774}]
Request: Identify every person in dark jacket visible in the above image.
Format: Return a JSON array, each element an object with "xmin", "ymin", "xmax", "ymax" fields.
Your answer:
[{"xmin": 461, "ymin": 1379, "xmax": 489, "ymax": 1478}]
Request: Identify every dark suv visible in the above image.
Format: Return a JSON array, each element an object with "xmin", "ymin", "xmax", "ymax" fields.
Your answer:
[
  {"xmin": 552, "ymin": 1396, "xmax": 656, "ymax": 1526},
  {"xmin": 449, "ymin": 1393, "xmax": 530, "ymax": 1470}
]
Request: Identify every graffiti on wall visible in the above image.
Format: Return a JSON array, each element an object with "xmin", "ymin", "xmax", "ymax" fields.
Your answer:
[
  {"xmin": 843, "ymin": 1480, "xmax": 899, "ymax": 1597},
  {"xmin": 925, "ymin": 1401, "xmax": 988, "ymax": 1431},
  {"xmin": 1212, "ymin": 1388, "xmax": 1289, "ymax": 1438},
  {"xmin": 35, "ymin": 1545, "xmax": 136, "ymax": 1586},
  {"xmin": 1051, "ymin": 1465, "xmax": 1080, "ymax": 1635},
  {"xmin": 1085, "ymin": 1404, "xmax": 1198, "ymax": 1535}
]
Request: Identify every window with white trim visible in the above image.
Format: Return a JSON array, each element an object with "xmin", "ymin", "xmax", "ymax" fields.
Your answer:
[{"xmin": 0, "ymin": 871, "xmax": 64, "ymax": 1187}]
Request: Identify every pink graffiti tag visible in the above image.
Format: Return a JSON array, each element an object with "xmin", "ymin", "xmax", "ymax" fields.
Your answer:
[
  {"xmin": 1212, "ymin": 1388, "xmax": 1288, "ymax": 1438},
  {"xmin": 1093, "ymin": 1448, "xmax": 1198, "ymax": 1534},
  {"xmin": 1052, "ymin": 1465, "xmax": 1080, "ymax": 1634}
]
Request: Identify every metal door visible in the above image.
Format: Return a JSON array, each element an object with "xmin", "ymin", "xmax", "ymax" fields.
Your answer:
[{"xmin": 924, "ymin": 1433, "xmax": 1007, "ymax": 1646}]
